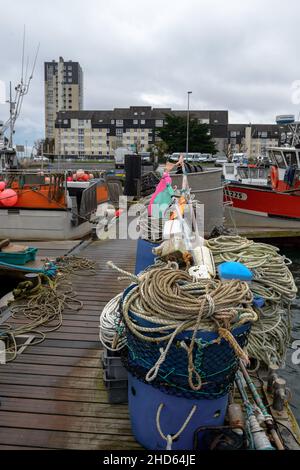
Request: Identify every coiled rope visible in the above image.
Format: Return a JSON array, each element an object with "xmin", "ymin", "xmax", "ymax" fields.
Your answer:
[
  {"xmin": 0, "ymin": 256, "xmax": 96, "ymax": 361},
  {"xmin": 206, "ymin": 235, "xmax": 297, "ymax": 366}
]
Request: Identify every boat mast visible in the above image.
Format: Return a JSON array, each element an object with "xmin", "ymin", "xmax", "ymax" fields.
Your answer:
[{"xmin": 0, "ymin": 26, "xmax": 40, "ymax": 151}]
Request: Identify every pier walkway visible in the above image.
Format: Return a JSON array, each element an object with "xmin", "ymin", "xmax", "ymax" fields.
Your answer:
[{"xmin": 0, "ymin": 237, "xmax": 141, "ymax": 450}]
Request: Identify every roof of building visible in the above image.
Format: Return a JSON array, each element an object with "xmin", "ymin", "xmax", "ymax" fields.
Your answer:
[{"xmin": 55, "ymin": 107, "xmax": 228, "ymax": 125}]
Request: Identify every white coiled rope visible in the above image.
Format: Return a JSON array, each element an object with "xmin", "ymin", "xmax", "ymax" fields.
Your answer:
[{"xmin": 99, "ymin": 293, "xmax": 126, "ymax": 351}]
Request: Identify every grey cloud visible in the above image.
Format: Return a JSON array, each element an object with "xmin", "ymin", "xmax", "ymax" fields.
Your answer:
[{"xmin": 0, "ymin": 0, "xmax": 300, "ymax": 148}]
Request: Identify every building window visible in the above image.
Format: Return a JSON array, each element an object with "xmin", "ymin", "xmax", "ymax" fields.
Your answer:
[
  {"xmin": 78, "ymin": 120, "xmax": 84, "ymax": 127},
  {"xmin": 198, "ymin": 118, "xmax": 209, "ymax": 124},
  {"xmin": 133, "ymin": 120, "xmax": 138, "ymax": 125},
  {"xmin": 134, "ymin": 112, "xmax": 138, "ymax": 115},
  {"xmin": 111, "ymin": 119, "xmax": 115, "ymax": 124},
  {"xmin": 116, "ymin": 128, "xmax": 123, "ymax": 136},
  {"xmin": 258, "ymin": 131, "xmax": 268, "ymax": 138},
  {"xmin": 230, "ymin": 131, "xmax": 237, "ymax": 137},
  {"xmin": 155, "ymin": 119, "xmax": 163, "ymax": 127},
  {"xmin": 116, "ymin": 119, "xmax": 123, "ymax": 127},
  {"xmin": 141, "ymin": 120, "xmax": 145, "ymax": 125}
]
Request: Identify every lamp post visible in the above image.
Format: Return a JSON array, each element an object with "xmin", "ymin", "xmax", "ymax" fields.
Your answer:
[{"xmin": 186, "ymin": 91, "xmax": 192, "ymax": 155}]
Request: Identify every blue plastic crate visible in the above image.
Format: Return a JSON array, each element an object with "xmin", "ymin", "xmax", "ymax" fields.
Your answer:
[{"xmin": 0, "ymin": 247, "xmax": 38, "ymax": 265}]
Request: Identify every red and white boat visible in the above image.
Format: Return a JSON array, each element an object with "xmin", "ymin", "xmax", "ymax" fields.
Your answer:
[{"xmin": 224, "ymin": 146, "xmax": 300, "ymax": 229}]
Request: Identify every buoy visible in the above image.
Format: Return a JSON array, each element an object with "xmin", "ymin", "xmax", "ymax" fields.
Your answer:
[
  {"xmin": 0, "ymin": 181, "xmax": 6, "ymax": 192},
  {"xmin": 0, "ymin": 189, "xmax": 18, "ymax": 207},
  {"xmin": 45, "ymin": 176, "xmax": 50, "ymax": 184},
  {"xmin": 66, "ymin": 176, "xmax": 73, "ymax": 182},
  {"xmin": 89, "ymin": 173, "xmax": 94, "ymax": 179},
  {"xmin": 72, "ymin": 173, "xmax": 77, "ymax": 181},
  {"xmin": 271, "ymin": 166, "xmax": 279, "ymax": 190},
  {"xmin": 82, "ymin": 173, "xmax": 89, "ymax": 181}
]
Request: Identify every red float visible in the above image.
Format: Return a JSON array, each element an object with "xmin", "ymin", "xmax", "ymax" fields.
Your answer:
[
  {"xmin": 0, "ymin": 189, "xmax": 18, "ymax": 207},
  {"xmin": 0, "ymin": 181, "xmax": 6, "ymax": 192}
]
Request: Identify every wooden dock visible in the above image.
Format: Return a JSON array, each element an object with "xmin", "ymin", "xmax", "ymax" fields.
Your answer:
[{"xmin": 0, "ymin": 237, "xmax": 141, "ymax": 450}]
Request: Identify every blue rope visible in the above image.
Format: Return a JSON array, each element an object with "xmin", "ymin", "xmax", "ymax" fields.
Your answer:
[{"xmin": 0, "ymin": 260, "xmax": 57, "ymax": 277}]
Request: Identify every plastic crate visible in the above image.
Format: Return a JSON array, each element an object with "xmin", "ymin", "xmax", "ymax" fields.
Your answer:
[
  {"xmin": 103, "ymin": 369, "xmax": 128, "ymax": 404},
  {"xmin": 102, "ymin": 349, "xmax": 128, "ymax": 380},
  {"xmin": 0, "ymin": 247, "xmax": 38, "ymax": 266}
]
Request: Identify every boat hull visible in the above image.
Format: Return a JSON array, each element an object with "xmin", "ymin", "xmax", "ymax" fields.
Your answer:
[
  {"xmin": 0, "ymin": 208, "xmax": 93, "ymax": 240},
  {"xmin": 224, "ymin": 183, "xmax": 300, "ymax": 229}
]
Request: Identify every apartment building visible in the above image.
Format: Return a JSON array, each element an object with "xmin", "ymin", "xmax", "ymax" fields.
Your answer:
[
  {"xmin": 44, "ymin": 57, "xmax": 83, "ymax": 140},
  {"xmin": 228, "ymin": 124, "xmax": 280, "ymax": 159},
  {"xmin": 54, "ymin": 107, "xmax": 228, "ymax": 157}
]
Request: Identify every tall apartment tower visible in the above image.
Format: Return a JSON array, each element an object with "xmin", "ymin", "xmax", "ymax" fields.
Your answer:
[{"xmin": 44, "ymin": 57, "xmax": 83, "ymax": 140}]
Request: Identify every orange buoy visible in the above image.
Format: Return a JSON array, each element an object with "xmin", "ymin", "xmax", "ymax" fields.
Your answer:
[
  {"xmin": 0, "ymin": 181, "xmax": 6, "ymax": 192},
  {"xmin": 82, "ymin": 173, "xmax": 89, "ymax": 181},
  {"xmin": 0, "ymin": 189, "xmax": 18, "ymax": 207},
  {"xmin": 271, "ymin": 166, "xmax": 279, "ymax": 190}
]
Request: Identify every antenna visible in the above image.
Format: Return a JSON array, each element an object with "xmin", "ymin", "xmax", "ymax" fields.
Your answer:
[
  {"xmin": 0, "ymin": 28, "xmax": 40, "ymax": 148},
  {"xmin": 21, "ymin": 25, "xmax": 26, "ymax": 85}
]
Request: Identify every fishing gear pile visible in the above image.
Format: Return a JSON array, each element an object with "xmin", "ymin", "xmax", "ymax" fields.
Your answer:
[{"xmin": 104, "ymin": 261, "xmax": 257, "ymax": 399}]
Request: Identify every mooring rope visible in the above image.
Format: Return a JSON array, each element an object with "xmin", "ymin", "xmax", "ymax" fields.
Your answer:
[{"xmin": 0, "ymin": 256, "xmax": 96, "ymax": 361}]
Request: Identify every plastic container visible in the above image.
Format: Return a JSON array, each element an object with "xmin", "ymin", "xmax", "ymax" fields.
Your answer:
[
  {"xmin": 135, "ymin": 238, "xmax": 158, "ymax": 275},
  {"xmin": 103, "ymin": 369, "xmax": 128, "ymax": 404},
  {"xmin": 128, "ymin": 373, "xmax": 228, "ymax": 450},
  {"xmin": 102, "ymin": 349, "xmax": 128, "ymax": 380},
  {"xmin": 0, "ymin": 247, "xmax": 38, "ymax": 266},
  {"xmin": 123, "ymin": 284, "xmax": 250, "ymax": 399}
]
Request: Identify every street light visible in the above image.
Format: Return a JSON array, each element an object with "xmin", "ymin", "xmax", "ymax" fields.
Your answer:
[{"xmin": 186, "ymin": 91, "xmax": 192, "ymax": 155}]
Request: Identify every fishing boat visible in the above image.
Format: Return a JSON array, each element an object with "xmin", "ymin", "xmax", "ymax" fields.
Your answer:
[
  {"xmin": 0, "ymin": 161, "xmax": 108, "ymax": 240},
  {"xmin": 224, "ymin": 146, "xmax": 300, "ymax": 229}
]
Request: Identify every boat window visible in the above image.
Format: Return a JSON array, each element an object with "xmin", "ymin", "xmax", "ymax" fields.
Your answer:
[
  {"xmin": 225, "ymin": 165, "xmax": 234, "ymax": 174},
  {"xmin": 237, "ymin": 168, "xmax": 248, "ymax": 178},
  {"xmin": 273, "ymin": 151, "xmax": 286, "ymax": 169},
  {"xmin": 284, "ymin": 151, "xmax": 297, "ymax": 167}
]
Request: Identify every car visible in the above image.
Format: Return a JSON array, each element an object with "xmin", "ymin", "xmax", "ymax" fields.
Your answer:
[{"xmin": 33, "ymin": 156, "xmax": 49, "ymax": 162}]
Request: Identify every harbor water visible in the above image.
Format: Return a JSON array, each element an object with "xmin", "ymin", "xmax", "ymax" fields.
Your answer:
[{"xmin": 281, "ymin": 247, "xmax": 300, "ymax": 424}]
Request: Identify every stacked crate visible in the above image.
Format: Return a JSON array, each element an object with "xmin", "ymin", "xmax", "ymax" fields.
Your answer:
[{"xmin": 101, "ymin": 349, "xmax": 128, "ymax": 404}]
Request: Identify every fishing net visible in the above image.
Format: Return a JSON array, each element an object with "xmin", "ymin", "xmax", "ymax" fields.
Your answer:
[{"xmin": 121, "ymin": 323, "xmax": 251, "ymax": 400}]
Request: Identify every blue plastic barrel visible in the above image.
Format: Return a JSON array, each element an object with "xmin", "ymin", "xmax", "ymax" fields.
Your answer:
[
  {"xmin": 128, "ymin": 373, "xmax": 228, "ymax": 450},
  {"xmin": 135, "ymin": 238, "xmax": 158, "ymax": 275}
]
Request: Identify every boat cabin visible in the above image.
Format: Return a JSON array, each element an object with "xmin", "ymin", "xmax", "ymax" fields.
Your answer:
[
  {"xmin": 268, "ymin": 146, "xmax": 300, "ymax": 191},
  {"xmin": 223, "ymin": 162, "xmax": 269, "ymax": 186}
]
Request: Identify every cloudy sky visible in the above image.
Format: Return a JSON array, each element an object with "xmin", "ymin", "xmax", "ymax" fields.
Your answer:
[{"xmin": 0, "ymin": 0, "xmax": 300, "ymax": 149}]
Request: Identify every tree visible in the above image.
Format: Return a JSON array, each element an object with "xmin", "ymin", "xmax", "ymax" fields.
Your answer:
[{"xmin": 156, "ymin": 113, "xmax": 217, "ymax": 154}]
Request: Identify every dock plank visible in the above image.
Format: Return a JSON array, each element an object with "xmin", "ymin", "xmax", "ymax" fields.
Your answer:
[{"xmin": 0, "ymin": 237, "xmax": 141, "ymax": 450}]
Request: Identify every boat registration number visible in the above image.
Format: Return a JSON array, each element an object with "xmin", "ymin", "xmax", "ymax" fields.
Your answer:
[{"xmin": 225, "ymin": 189, "xmax": 248, "ymax": 201}]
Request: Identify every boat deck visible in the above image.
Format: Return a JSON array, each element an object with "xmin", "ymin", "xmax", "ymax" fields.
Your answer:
[{"xmin": 0, "ymin": 237, "xmax": 141, "ymax": 450}]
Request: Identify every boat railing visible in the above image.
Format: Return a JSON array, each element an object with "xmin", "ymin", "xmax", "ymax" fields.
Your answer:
[{"xmin": 79, "ymin": 181, "xmax": 98, "ymax": 220}]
